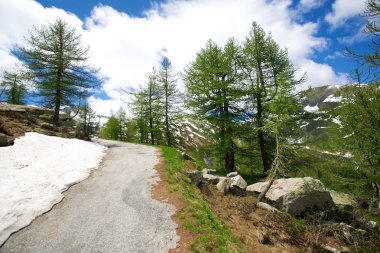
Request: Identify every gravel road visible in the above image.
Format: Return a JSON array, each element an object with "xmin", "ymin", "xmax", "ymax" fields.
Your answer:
[{"xmin": 0, "ymin": 139, "xmax": 179, "ymax": 253}]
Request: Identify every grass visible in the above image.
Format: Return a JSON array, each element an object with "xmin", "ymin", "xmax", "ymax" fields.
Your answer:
[{"xmin": 160, "ymin": 146, "xmax": 246, "ymax": 253}]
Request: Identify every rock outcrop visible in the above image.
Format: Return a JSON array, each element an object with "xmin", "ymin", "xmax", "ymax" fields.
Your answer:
[
  {"xmin": 247, "ymin": 177, "xmax": 334, "ymax": 216},
  {"xmin": 0, "ymin": 103, "xmax": 76, "ymax": 141}
]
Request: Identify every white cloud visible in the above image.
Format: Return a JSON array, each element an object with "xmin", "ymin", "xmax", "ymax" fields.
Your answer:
[
  {"xmin": 0, "ymin": 0, "xmax": 82, "ymax": 72},
  {"xmin": 325, "ymin": 0, "xmax": 366, "ymax": 28},
  {"xmin": 299, "ymin": 59, "xmax": 349, "ymax": 88},
  {"xmin": 297, "ymin": 0, "xmax": 326, "ymax": 13},
  {"xmin": 0, "ymin": 0, "xmax": 349, "ymax": 116}
]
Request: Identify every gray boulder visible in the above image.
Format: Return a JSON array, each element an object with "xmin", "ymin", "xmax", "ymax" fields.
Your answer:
[
  {"xmin": 329, "ymin": 190, "xmax": 356, "ymax": 211},
  {"xmin": 216, "ymin": 177, "xmax": 231, "ymax": 194},
  {"xmin": 0, "ymin": 133, "xmax": 13, "ymax": 147},
  {"xmin": 246, "ymin": 177, "xmax": 334, "ymax": 216},
  {"xmin": 227, "ymin": 171, "xmax": 238, "ymax": 177},
  {"xmin": 186, "ymin": 171, "xmax": 202, "ymax": 186},
  {"xmin": 202, "ymin": 168, "xmax": 216, "ymax": 175},
  {"xmin": 202, "ymin": 174, "xmax": 222, "ymax": 185},
  {"xmin": 229, "ymin": 175, "xmax": 247, "ymax": 196}
]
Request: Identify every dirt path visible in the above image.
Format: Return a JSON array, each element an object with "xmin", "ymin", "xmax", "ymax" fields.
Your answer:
[{"xmin": 0, "ymin": 139, "xmax": 179, "ymax": 253}]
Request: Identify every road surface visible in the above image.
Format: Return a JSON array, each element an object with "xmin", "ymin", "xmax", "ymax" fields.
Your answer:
[{"xmin": 0, "ymin": 139, "xmax": 179, "ymax": 253}]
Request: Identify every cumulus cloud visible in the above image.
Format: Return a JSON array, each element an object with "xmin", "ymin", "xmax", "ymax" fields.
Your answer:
[
  {"xmin": 0, "ymin": 0, "xmax": 82, "ymax": 72},
  {"xmin": 0, "ymin": 0, "xmax": 350, "ymax": 116},
  {"xmin": 325, "ymin": 0, "xmax": 366, "ymax": 28}
]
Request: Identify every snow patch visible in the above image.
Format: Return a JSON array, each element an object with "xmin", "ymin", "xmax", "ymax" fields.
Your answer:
[
  {"xmin": 304, "ymin": 105, "xmax": 319, "ymax": 113},
  {"xmin": 332, "ymin": 117, "xmax": 343, "ymax": 128},
  {"xmin": 323, "ymin": 94, "xmax": 342, "ymax": 103},
  {"xmin": 0, "ymin": 132, "xmax": 107, "ymax": 245}
]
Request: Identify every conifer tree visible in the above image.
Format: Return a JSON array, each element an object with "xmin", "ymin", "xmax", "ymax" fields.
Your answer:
[
  {"xmin": 16, "ymin": 19, "xmax": 99, "ymax": 125},
  {"xmin": 241, "ymin": 22, "xmax": 304, "ymax": 176},
  {"xmin": 184, "ymin": 39, "xmax": 243, "ymax": 172},
  {"xmin": 158, "ymin": 57, "xmax": 181, "ymax": 146},
  {"xmin": 0, "ymin": 70, "xmax": 29, "ymax": 104}
]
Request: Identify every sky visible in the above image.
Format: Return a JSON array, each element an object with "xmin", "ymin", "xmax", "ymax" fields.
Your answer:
[{"xmin": 0, "ymin": 0, "xmax": 370, "ymax": 116}]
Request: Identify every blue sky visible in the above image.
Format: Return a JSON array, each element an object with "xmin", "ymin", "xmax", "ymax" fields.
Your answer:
[{"xmin": 0, "ymin": 0, "xmax": 369, "ymax": 115}]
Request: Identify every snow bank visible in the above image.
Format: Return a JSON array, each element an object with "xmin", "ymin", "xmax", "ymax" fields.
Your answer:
[{"xmin": 0, "ymin": 132, "xmax": 106, "ymax": 245}]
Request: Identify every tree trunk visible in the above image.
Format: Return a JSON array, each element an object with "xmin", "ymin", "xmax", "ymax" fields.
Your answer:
[
  {"xmin": 255, "ymin": 179, "xmax": 275, "ymax": 204},
  {"xmin": 53, "ymin": 89, "xmax": 61, "ymax": 126},
  {"xmin": 224, "ymin": 150, "xmax": 235, "ymax": 173},
  {"xmin": 165, "ymin": 73, "xmax": 171, "ymax": 146},
  {"xmin": 256, "ymin": 94, "xmax": 270, "ymax": 176}
]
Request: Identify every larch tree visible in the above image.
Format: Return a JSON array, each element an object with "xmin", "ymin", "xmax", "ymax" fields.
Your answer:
[
  {"xmin": 146, "ymin": 68, "xmax": 164, "ymax": 145},
  {"xmin": 340, "ymin": 0, "xmax": 380, "ymax": 208},
  {"xmin": 241, "ymin": 22, "xmax": 304, "ymax": 176},
  {"xmin": 158, "ymin": 57, "xmax": 181, "ymax": 147},
  {"xmin": 16, "ymin": 19, "xmax": 100, "ymax": 126},
  {"xmin": 0, "ymin": 69, "xmax": 29, "ymax": 104},
  {"xmin": 184, "ymin": 39, "xmax": 244, "ymax": 172},
  {"xmin": 129, "ymin": 87, "xmax": 149, "ymax": 144}
]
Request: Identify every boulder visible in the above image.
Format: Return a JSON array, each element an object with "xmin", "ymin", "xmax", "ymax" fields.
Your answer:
[
  {"xmin": 186, "ymin": 170, "xmax": 202, "ymax": 186},
  {"xmin": 227, "ymin": 172, "xmax": 238, "ymax": 177},
  {"xmin": 216, "ymin": 177, "xmax": 231, "ymax": 194},
  {"xmin": 257, "ymin": 202, "xmax": 280, "ymax": 212},
  {"xmin": 0, "ymin": 133, "xmax": 9, "ymax": 146},
  {"xmin": 202, "ymin": 174, "xmax": 222, "ymax": 185},
  {"xmin": 246, "ymin": 177, "xmax": 334, "ymax": 216},
  {"xmin": 202, "ymin": 168, "xmax": 216, "ymax": 175},
  {"xmin": 230, "ymin": 175, "xmax": 247, "ymax": 196},
  {"xmin": 329, "ymin": 190, "xmax": 356, "ymax": 211}
]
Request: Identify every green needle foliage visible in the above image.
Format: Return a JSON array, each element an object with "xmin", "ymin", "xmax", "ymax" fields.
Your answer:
[
  {"xmin": 241, "ymin": 22, "xmax": 305, "ymax": 176},
  {"xmin": 184, "ymin": 39, "xmax": 244, "ymax": 173},
  {"xmin": 16, "ymin": 19, "xmax": 100, "ymax": 125},
  {"xmin": 0, "ymin": 69, "xmax": 29, "ymax": 104}
]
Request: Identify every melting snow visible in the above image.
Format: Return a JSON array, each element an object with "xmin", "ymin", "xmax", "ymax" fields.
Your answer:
[
  {"xmin": 323, "ymin": 94, "xmax": 342, "ymax": 103},
  {"xmin": 0, "ymin": 132, "xmax": 106, "ymax": 245},
  {"xmin": 332, "ymin": 117, "xmax": 343, "ymax": 127},
  {"xmin": 304, "ymin": 105, "xmax": 319, "ymax": 113}
]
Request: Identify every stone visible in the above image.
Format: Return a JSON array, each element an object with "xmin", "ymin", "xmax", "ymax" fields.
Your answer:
[
  {"xmin": 0, "ymin": 133, "xmax": 9, "ymax": 146},
  {"xmin": 186, "ymin": 170, "xmax": 202, "ymax": 186},
  {"xmin": 257, "ymin": 202, "xmax": 280, "ymax": 212},
  {"xmin": 246, "ymin": 177, "xmax": 334, "ymax": 216},
  {"xmin": 202, "ymin": 168, "xmax": 216, "ymax": 175},
  {"xmin": 198, "ymin": 182, "xmax": 213, "ymax": 198},
  {"xmin": 356, "ymin": 218, "xmax": 378, "ymax": 231},
  {"xmin": 202, "ymin": 174, "xmax": 221, "ymax": 185},
  {"xmin": 329, "ymin": 190, "xmax": 356, "ymax": 212},
  {"xmin": 227, "ymin": 172, "xmax": 238, "ymax": 177},
  {"xmin": 216, "ymin": 177, "xmax": 230, "ymax": 194},
  {"xmin": 339, "ymin": 222, "xmax": 355, "ymax": 243},
  {"xmin": 229, "ymin": 175, "xmax": 247, "ymax": 196},
  {"xmin": 181, "ymin": 152, "xmax": 195, "ymax": 161}
]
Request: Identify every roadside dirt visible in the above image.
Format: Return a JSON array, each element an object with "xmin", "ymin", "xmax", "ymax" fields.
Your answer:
[{"xmin": 151, "ymin": 151, "xmax": 196, "ymax": 253}]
